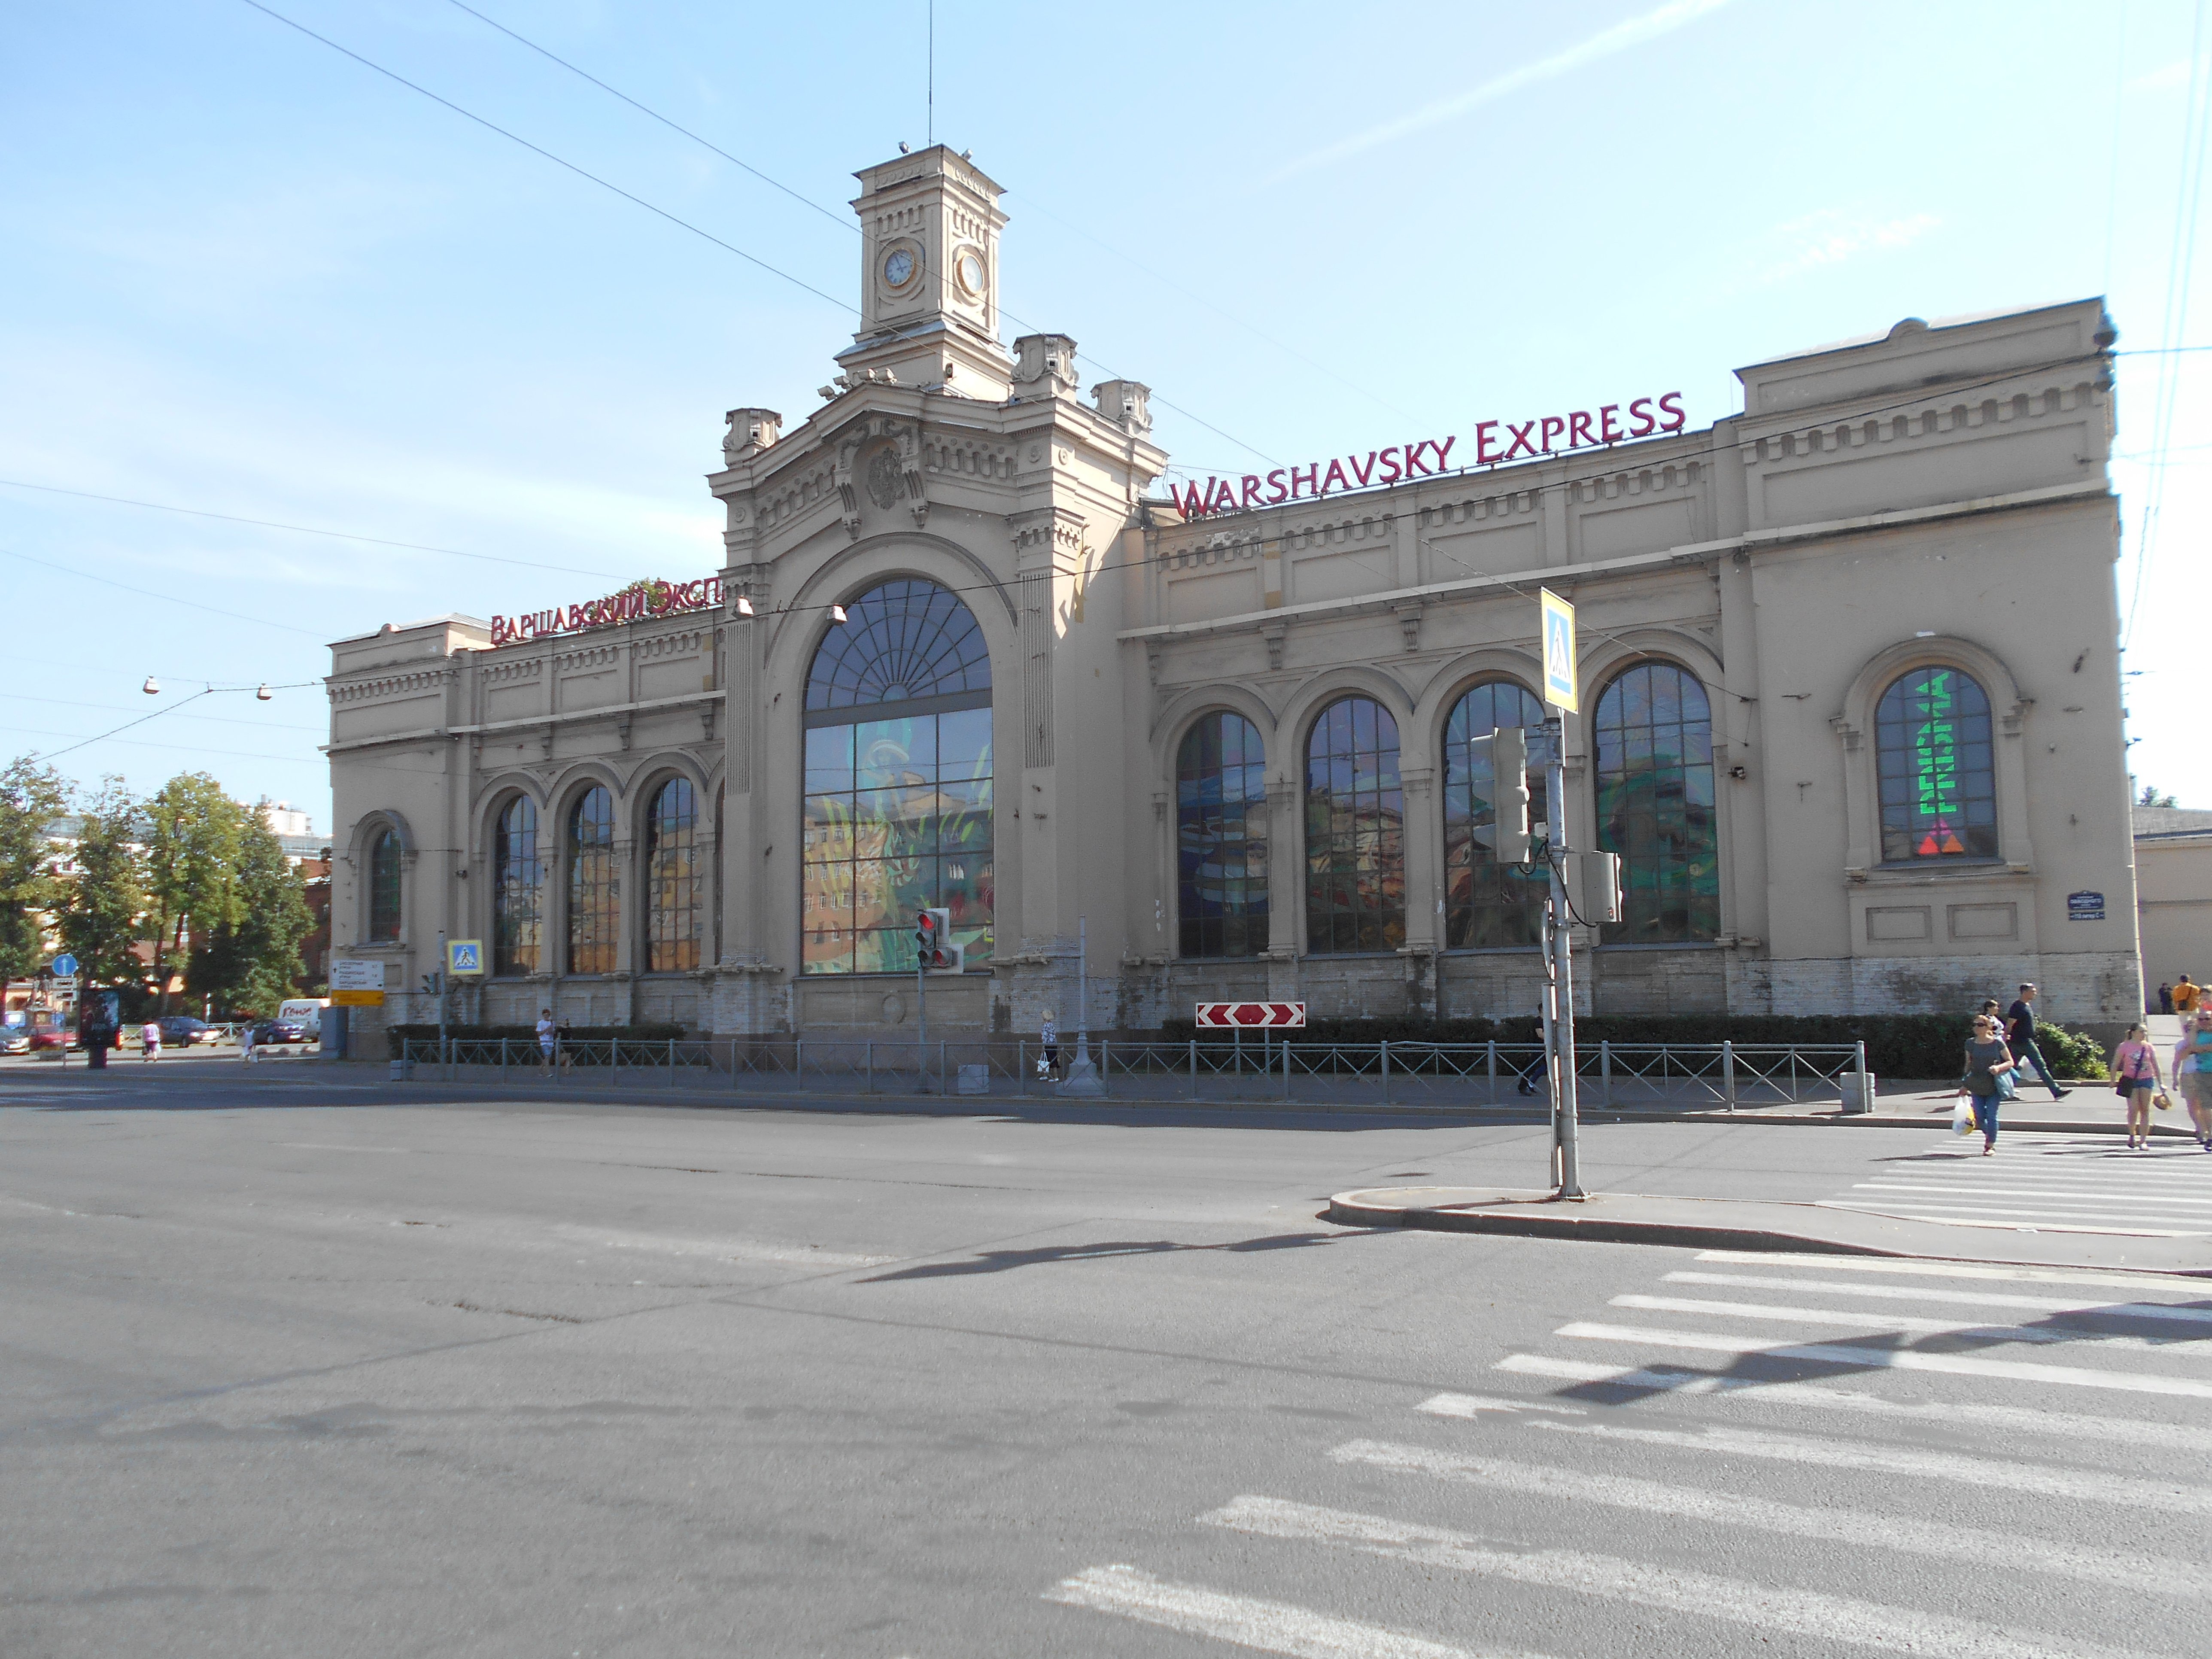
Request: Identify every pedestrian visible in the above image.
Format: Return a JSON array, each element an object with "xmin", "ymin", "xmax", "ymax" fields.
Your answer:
[
  {"xmin": 2004, "ymin": 982, "xmax": 2071, "ymax": 1100},
  {"xmin": 1038, "ymin": 1012, "xmax": 1060, "ymax": 1082},
  {"xmin": 536, "ymin": 1007, "xmax": 557, "ymax": 1076},
  {"xmin": 2179, "ymin": 1011, "xmax": 2212, "ymax": 1149},
  {"xmin": 2159, "ymin": 981, "xmax": 2175, "ymax": 1016},
  {"xmin": 1962, "ymin": 1011, "xmax": 2018, "ymax": 1155},
  {"xmin": 140, "ymin": 1020, "xmax": 161, "ymax": 1063},
  {"xmin": 2176, "ymin": 974, "xmax": 2201, "ymax": 1015},
  {"xmin": 238, "ymin": 1018, "xmax": 257, "ymax": 1066},
  {"xmin": 556, "ymin": 1016, "xmax": 574, "ymax": 1073},
  {"xmin": 2112, "ymin": 1022, "xmax": 2164, "ymax": 1151}
]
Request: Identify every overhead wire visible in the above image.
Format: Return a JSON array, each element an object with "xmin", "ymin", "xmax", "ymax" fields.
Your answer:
[{"xmin": 0, "ymin": 546, "xmax": 326, "ymax": 638}]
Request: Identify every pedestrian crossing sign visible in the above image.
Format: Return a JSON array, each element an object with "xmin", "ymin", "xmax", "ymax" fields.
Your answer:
[
  {"xmin": 447, "ymin": 939, "xmax": 484, "ymax": 977},
  {"xmin": 1540, "ymin": 588, "xmax": 1577, "ymax": 712}
]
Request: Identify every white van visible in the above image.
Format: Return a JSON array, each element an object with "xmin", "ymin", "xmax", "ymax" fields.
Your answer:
[{"xmin": 279, "ymin": 999, "xmax": 328, "ymax": 1041}]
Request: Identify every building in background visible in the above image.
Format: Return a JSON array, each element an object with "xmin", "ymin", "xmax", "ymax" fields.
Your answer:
[
  {"xmin": 2135, "ymin": 806, "xmax": 2212, "ymax": 1001},
  {"xmin": 325, "ymin": 146, "xmax": 2139, "ymax": 1044}
]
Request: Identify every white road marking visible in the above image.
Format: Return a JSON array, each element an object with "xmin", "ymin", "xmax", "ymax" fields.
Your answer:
[
  {"xmin": 544, "ymin": 1223, "xmax": 894, "ymax": 1269},
  {"xmin": 1043, "ymin": 1564, "xmax": 1518, "ymax": 1659},
  {"xmin": 1331, "ymin": 1438, "xmax": 2212, "ymax": 1598},
  {"xmin": 1608, "ymin": 1293, "xmax": 2207, "ymax": 1352},
  {"xmin": 1554, "ymin": 1320, "xmax": 2212, "ymax": 1398},
  {"xmin": 1202, "ymin": 1496, "xmax": 2154, "ymax": 1659},
  {"xmin": 1814, "ymin": 1203, "xmax": 2206, "ymax": 1237},
  {"xmin": 1695, "ymin": 1249, "xmax": 2212, "ymax": 1292},
  {"xmin": 1483, "ymin": 1358, "xmax": 2212, "ymax": 1449},
  {"xmin": 1663, "ymin": 1270, "xmax": 2212, "ymax": 1324},
  {"xmin": 1498, "ymin": 1416, "xmax": 2212, "ymax": 1513},
  {"xmin": 1853, "ymin": 1181, "xmax": 2212, "ymax": 1209},
  {"xmin": 1401, "ymin": 1392, "xmax": 1585, "ymax": 1419}
]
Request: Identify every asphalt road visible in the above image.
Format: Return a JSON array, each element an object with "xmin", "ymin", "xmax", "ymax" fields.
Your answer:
[{"xmin": 3, "ymin": 1071, "xmax": 2208, "ymax": 1657}]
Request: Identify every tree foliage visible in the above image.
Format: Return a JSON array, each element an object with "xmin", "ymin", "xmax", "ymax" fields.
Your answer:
[
  {"xmin": 0, "ymin": 757, "xmax": 70, "ymax": 995},
  {"xmin": 143, "ymin": 772, "xmax": 246, "ymax": 1012},
  {"xmin": 188, "ymin": 802, "xmax": 311, "ymax": 1017},
  {"xmin": 2139, "ymin": 783, "xmax": 2179, "ymax": 808},
  {"xmin": 56, "ymin": 778, "xmax": 148, "ymax": 988}
]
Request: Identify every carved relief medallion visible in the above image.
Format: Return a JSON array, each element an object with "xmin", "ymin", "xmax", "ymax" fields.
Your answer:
[{"xmin": 866, "ymin": 445, "xmax": 901, "ymax": 510}]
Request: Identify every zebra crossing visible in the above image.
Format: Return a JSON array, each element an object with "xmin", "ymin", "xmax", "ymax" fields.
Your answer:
[
  {"xmin": 1819, "ymin": 1131, "xmax": 2212, "ymax": 1236},
  {"xmin": 1045, "ymin": 1244, "xmax": 2212, "ymax": 1657}
]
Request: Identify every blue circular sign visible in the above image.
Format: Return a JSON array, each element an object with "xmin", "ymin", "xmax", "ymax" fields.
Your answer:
[{"xmin": 50, "ymin": 954, "xmax": 78, "ymax": 978}]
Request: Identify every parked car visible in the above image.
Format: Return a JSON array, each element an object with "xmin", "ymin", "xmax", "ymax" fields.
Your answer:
[
  {"xmin": 277, "ymin": 999, "xmax": 327, "ymax": 1042},
  {"xmin": 0, "ymin": 1027, "xmax": 30, "ymax": 1055},
  {"xmin": 249, "ymin": 1020, "xmax": 308, "ymax": 1046},
  {"xmin": 156, "ymin": 1015, "xmax": 220, "ymax": 1047}
]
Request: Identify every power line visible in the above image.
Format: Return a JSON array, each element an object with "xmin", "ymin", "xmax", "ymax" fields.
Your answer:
[
  {"xmin": 0, "ymin": 691, "xmax": 325, "ymax": 733},
  {"xmin": 0, "ymin": 546, "xmax": 325, "ymax": 638}
]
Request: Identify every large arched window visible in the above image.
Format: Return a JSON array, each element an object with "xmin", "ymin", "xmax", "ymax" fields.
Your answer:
[
  {"xmin": 645, "ymin": 777, "xmax": 701, "ymax": 972},
  {"xmin": 491, "ymin": 796, "xmax": 542, "ymax": 975},
  {"xmin": 802, "ymin": 578, "xmax": 992, "ymax": 975},
  {"xmin": 567, "ymin": 786, "xmax": 618, "ymax": 974},
  {"xmin": 367, "ymin": 826, "xmax": 401, "ymax": 942},
  {"xmin": 1442, "ymin": 680, "xmax": 1552, "ymax": 948},
  {"xmin": 1304, "ymin": 696, "xmax": 1404, "ymax": 954},
  {"xmin": 1593, "ymin": 662, "xmax": 1719, "ymax": 944},
  {"xmin": 1875, "ymin": 665, "xmax": 1997, "ymax": 863},
  {"xmin": 1177, "ymin": 712, "xmax": 1268, "ymax": 958}
]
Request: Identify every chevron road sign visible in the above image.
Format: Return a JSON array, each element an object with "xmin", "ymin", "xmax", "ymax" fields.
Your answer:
[{"xmin": 1195, "ymin": 1002, "xmax": 1307, "ymax": 1029}]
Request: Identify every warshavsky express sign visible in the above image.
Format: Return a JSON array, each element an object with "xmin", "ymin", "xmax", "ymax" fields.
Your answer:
[
  {"xmin": 1173, "ymin": 391, "xmax": 1687, "ymax": 519},
  {"xmin": 491, "ymin": 576, "xmax": 725, "ymax": 647}
]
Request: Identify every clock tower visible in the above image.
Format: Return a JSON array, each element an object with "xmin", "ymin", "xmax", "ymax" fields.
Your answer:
[{"xmin": 836, "ymin": 146, "xmax": 1014, "ymax": 399}]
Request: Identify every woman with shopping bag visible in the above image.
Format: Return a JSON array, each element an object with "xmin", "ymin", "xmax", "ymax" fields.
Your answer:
[
  {"xmin": 2111, "ymin": 1023, "xmax": 2167, "ymax": 1151},
  {"xmin": 1961, "ymin": 1012, "xmax": 2019, "ymax": 1155}
]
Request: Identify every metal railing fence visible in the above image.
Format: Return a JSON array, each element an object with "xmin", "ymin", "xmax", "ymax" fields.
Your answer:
[{"xmin": 393, "ymin": 1035, "xmax": 1871, "ymax": 1110}]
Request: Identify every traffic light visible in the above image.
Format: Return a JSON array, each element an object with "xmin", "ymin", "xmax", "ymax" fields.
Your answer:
[
  {"xmin": 1491, "ymin": 726, "xmax": 1531, "ymax": 866},
  {"xmin": 1570, "ymin": 850, "xmax": 1624, "ymax": 923},
  {"xmin": 915, "ymin": 907, "xmax": 963, "ymax": 974}
]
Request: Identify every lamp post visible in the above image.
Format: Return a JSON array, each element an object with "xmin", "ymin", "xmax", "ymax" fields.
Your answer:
[{"xmin": 1063, "ymin": 915, "xmax": 1103, "ymax": 1097}]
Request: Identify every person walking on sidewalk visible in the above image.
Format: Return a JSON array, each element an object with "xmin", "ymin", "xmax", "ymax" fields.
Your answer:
[
  {"xmin": 140, "ymin": 1020, "xmax": 160, "ymax": 1063},
  {"xmin": 1963, "ymin": 1012, "xmax": 2018, "ymax": 1155},
  {"xmin": 2159, "ymin": 981, "xmax": 2175, "ymax": 1016},
  {"xmin": 536, "ymin": 1008, "xmax": 557, "ymax": 1077},
  {"xmin": 238, "ymin": 1019, "xmax": 257, "ymax": 1066},
  {"xmin": 2005, "ymin": 983, "xmax": 2071, "ymax": 1100},
  {"xmin": 2113, "ymin": 1023, "xmax": 2165, "ymax": 1151},
  {"xmin": 1038, "ymin": 1013, "xmax": 1060, "ymax": 1083},
  {"xmin": 2176, "ymin": 974, "xmax": 2201, "ymax": 1015},
  {"xmin": 2178, "ymin": 1012, "xmax": 2212, "ymax": 1149}
]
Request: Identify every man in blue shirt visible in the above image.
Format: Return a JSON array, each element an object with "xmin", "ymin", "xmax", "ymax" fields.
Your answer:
[{"xmin": 2005, "ymin": 982, "xmax": 2069, "ymax": 1100}]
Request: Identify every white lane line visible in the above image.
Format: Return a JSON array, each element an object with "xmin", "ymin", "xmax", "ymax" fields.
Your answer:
[
  {"xmin": 1506, "ymin": 1416, "xmax": 2212, "ymax": 1514},
  {"xmin": 1853, "ymin": 1182, "xmax": 2212, "ymax": 1209},
  {"xmin": 1331, "ymin": 1438, "xmax": 2212, "ymax": 1599},
  {"xmin": 1043, "ymin": 1565, "xmax": 1520, "ymax": 1659},
  {"xmin": 1609, "ymin": 1294, "xmax": 2208, "ymax": 1353},
  {"xmin": 1697, "ymin": 1249, "xmax": 2212, "ymax": 1292},
  {"xmin": 1812, "ymin": 1203, "xmax": 2203, "ymax": 1237},
  {"xmin": 1663, "ymin": 1270, "xmax": 2212, "ymax": 1324},
  {"xmin": 1481, "ymin": 1360, "xmax": 2212, "ymax": 1451},
  {"xmin": 1203, "ymin": 1497, "xmax": 2152, "ymax": 1659},
  {"xmin": 1554, "ymin": 1321, "xmax": 2212, "ymax": 1399},
  {"xmin": 1400, "ymin": 1391, "xmax": 1586, "ymax": 1418}
]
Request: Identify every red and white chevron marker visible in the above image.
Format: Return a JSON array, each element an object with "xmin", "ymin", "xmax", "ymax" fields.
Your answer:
[{"xmin": 1194, "ymin": 1001, "xmax": 1307, "ymax": 1029}]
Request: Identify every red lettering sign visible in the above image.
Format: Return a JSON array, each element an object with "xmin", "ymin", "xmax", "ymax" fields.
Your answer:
[{"xmin": 491, "ymin": 575, "xmax": 726, "ymax": 648}]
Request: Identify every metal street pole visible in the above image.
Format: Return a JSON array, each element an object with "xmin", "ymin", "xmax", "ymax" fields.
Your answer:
[
  {"xmin": 1546, "ymin": 715, "xmax": 1584, "ymax": 1200},
  {"xmin": 1064, "ymin": 914, "xmax": 1102, "ymax": 1095}
]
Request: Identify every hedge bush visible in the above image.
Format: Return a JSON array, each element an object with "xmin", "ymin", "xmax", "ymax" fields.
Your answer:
[
  {"xmin": 1158, "ymin": 1013, "xmax": 2111, "ymax": 1080},
  {"xmin": 385, "ymin": 1022, "xmax": 684, "ymax": 1059}
]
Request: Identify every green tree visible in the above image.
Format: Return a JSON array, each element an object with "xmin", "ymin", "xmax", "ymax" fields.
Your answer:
[
  {"xmin": 57, "ymin": 778, "xmax": 148, "ymax": 990},
  {"xmin": 2139, "ymin": 783, "xmax": 2179, "ymax": 808},
  {"xmin": 0, "ymin": 757, "xmax": 70, "ymax": 1007},
  {"xmin": 188, "ymin": 802, "xmax": 311, "ymax": 1017},
  {"xmin": 142, "ymin": 772, "xmax": 246, "ymax": 1012}
]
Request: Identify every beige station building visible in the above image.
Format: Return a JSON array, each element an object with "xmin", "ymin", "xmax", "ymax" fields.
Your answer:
[{"xmin": 325, "ymin": 145, "xmax": 2143, "ymax": 1045}]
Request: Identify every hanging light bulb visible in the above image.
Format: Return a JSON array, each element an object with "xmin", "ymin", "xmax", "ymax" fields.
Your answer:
[
  {"xmin": 142, "ymin": 676, "xmax": 159, "ymax": 696},
  {"xmin": 733, "ymin": 594, "xmax": 755, "ymax": 617},
  {"xmin": 255, "ymin": 684, "xmax": 273, "ymax": 701},
  {"xmin": 829, "ymin": 604, "xmax": 849, "ymax": 625}
]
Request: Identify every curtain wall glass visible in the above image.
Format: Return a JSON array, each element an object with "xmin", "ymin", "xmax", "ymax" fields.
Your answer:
[
  {"xmin": 1592, "ymin": 662, "xmax": 1720, "ymax": 943},
  {"xmin": 491, "ymin": 796, "xmax": 542, "ymax": 975},
  {"xmin": 1304, "ymin": 696, "xmax": 1404, "ymax": 954},
  {"xmin": 566, "ymin": 786, "xmax": 618, "ymax": 974},
  {"xmin": 1176, "ymin": 711, "xmax": 1268, "ymax": 958}
]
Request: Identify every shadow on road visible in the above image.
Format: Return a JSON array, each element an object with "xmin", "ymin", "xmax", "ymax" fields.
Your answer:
[{"xmin": 860, "ymin": 1230, "xmax": 1355, "ymax": 1282}]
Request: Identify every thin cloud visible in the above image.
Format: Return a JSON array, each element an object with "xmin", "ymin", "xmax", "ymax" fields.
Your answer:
[
  {"xmin": 2129, "ymin": 57, "xmax": 2202, "ymax": 93},
  {"xmin": 1737, "ymin": 208, "xmax": 1940, "ymax": 291},
  {"xmin": 1267, "ymin": 0, "xmax": 1735, "ymax": 183}
]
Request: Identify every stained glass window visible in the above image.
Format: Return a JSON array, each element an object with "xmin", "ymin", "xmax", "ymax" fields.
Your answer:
[
  {"xmin": 1177, "ymin": 712, "xmax": 1268, "ymax": 958},
  {"xmin": 492, "ymin": 796, "xmax": 541, "ymax": 975},
  {"xmin": 802, "ymin": 580, "xmax": 992, "ymax": 974},
  {"xmin": 1442, "ymin": 681, "xmax": 1553, "ymax": 948},
  {"xmin": 1876, "ymin": 666, "xmax": 1997, "ymax": 863},
  {"xmin": 567, "ymin": 786, "xmax": 618, "ymax": 974},
  {"xmin": 368, "ymin": 826, "xmax": 401, "ymax": 942},
  {"xmin": 645, "ymin": 778, "xmax": 700, "ymax": 972},
  {"xmin": 1304, "ymin": 696, "xmax": 1404, "ymax": 954},
  {"xmin": 1593, "ymin": 663, "xmax": 1719, "ymax": 944}
]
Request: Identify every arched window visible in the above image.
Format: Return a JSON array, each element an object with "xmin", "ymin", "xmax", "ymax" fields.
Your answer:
[
  {"xmin": 1442, "ymin": 680, "xmax": 1552, "ymax": 948},
  {"xmin": 1876, "ymin": 665, "xmax": 1997, "ymax": 863},
  {"xmin": 367, "ymin": 826, "xmax": 401, "ymax": 942},
  {"xmin": 492, "ymin": 797, "xmax": 542, "ymax": 975},
  {"xmin": 1177, "ymin": 712, "xmax": 1268, "ymax": 958},
  {"xmin": 1593, "ymin": 662, "xmax": 1719, "ymax": 943},
  {"xmin": 1304, "ymin": 696, "xmax": 1404, "ymax": 954},
  {"xmin": 802, "ymin": 578, "xmax": 992, "ymax": 975},
  {"xmin": 645, "ymin": 777, "xmax": 701, "ymax": 972},
  {"xmin": 567, "ymin": 786, "xmax": 617, "ymax": 974}
]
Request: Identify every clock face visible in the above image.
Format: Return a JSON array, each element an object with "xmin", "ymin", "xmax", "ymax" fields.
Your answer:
[
  {"xmin": 957, "ymin": 251, "xmax": 986, "ymax": 298},
  {"xmin": 882, "ymin": 247, "xmax": 915, "ymax": 288}
]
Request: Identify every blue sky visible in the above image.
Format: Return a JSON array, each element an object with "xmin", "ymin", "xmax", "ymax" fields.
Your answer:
[{"xmin": 3, "ymin": 0, "xmax": 2205, "ymax": 831}]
